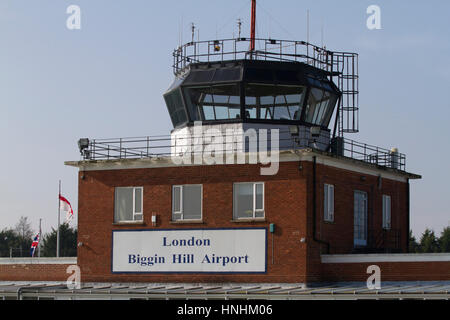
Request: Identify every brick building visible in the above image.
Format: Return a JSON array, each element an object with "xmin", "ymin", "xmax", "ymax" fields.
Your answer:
[
  {"xmin": 61, "ymin": 33, "xmax": 431, "ymax": 285},
  {"xmin": 2, "ymin": 2, "xmax": 449, "ymax": 301},
  {"xmin": 65, "ymin": 148, "xmax": 420, "ymax": 284}
]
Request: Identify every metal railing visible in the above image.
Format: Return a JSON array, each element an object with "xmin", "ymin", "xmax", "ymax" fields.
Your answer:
[
  {"xmin": 79, "ymin": 130, "xmax": 406, "ymax": 171},
  {"xmin": 339, "ymin": 138, "xmax": 406, "ymax": 171},
  {"xmin": 172, "ymin": 37, "xmax": 359, "ymax": 137},
  {"xmin": 173, "ymin": 38, "xmax": 353, "ymax": 76}
]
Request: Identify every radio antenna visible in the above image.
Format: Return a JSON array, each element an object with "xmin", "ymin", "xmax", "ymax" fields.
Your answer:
[
  {"xmin": 306, "ymin": 9, "xmax": 310, "ymax": 44},
  {"xmin": 191, "ymin": 23, "xmax": 196, "ymax": 43},
  {"xmin": 250, "ymin": 0, "xmax": 256, "ymax": 52},
  {"xmin": 237, "ymin": 18, "xmax": 242, "ymax": 39}
]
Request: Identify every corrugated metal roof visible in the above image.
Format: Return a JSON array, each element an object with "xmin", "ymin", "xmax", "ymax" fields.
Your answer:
[{"xmin": 1, "ymin": 281, "xmax": 449, "ymax": 300}]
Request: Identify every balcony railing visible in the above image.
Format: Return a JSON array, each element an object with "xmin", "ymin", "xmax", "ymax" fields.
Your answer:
[{"xmin": 77, "ymin": 130, "xmax": 406, "ymax": 172}]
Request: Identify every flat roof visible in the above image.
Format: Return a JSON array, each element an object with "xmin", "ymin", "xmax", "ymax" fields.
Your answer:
[{"xmin": 65, "ymin": 149, "xmax": 421, "ymax": 182}]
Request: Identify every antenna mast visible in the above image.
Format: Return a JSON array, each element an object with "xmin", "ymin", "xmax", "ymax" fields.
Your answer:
[
  {"xmin": 250, "ymin": 0, "xmax": 256, "ymax": 52},
  {"xmin": 191, "ymin": 23, "xmax": 196, "ymax": 43},
  {"xmin": 237, "ymin": 18, "xmax": 242, "ymax": 39}
]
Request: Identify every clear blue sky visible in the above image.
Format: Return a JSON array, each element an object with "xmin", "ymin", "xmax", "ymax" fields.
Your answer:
[{"xmin": 1, "ymin": 0, "xmax": 449, "ymax": 238}]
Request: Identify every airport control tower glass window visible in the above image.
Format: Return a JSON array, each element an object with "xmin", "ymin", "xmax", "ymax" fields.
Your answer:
[
  {"xmin": 164, "ymin": 88, "xmax": 188, "ymax": 128},
  {"xmin": 184, "ymin": 84, "xmax": 241, "ymax": 121},
  {"xmin": 304, "ymin": 88, "xmax": 337, "ymax": 127},
  {"xmin": 244, "ymin": 84, "xmax": 306, "ymax": 121}
]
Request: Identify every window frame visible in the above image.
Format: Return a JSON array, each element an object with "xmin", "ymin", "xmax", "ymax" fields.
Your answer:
[
  {"xmin": 354, "ymin": 190, "xmax": 368, "ymax": 247},
  {"xmin": 172, "ymin": 184, "xmax": 203, "ymax": 222},
  {"xmin": 324, "ymin": 183, "xmax": 335, "ymax": 222},
  {"xmin": 114, "ymin": 186, "xmax": 144, "ymax": 223},
  {"xmin": 233, "ymin": 182, "xmax": 265, "ymax": 220},
  {"xmin": 382, "ymin": 194, "xmax": 392, "ymax": 230}
]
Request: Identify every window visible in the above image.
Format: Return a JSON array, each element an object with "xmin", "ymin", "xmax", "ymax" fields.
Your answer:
[
  {"xmin": 172, "ymin": 185, "xmax": 202, "ymax": 221},
  {"xmin": 164, "ymin": 88, "xmax": 188, "ymax": 128},
  {"xmin": 245, "ymin": 84, "xmax": 306, "ymax": 121},
  {"xmin": 354, "ymin": 191, "xmax": 368, "ymax": 246},
  {"xmin": 324, "ymin": 184, "xmax": 334, "ymax": 222},
  {"xmin": 382, "ymin": 195, "xmax": 391, "ymax": 230},
  {"xmin": 233, "ymin": 182, "xmax": 264, "ymax": 219},
  {"xmin": 304, "ymin": 87, "xmax": 337, "ymax": 127},
  {"xmin": 184, "ymin": 85, "xmax": 241, "ymax": 121},
  {"xmin": 114, "ymin": 187, "xmax": 143, "ymax": 222}
]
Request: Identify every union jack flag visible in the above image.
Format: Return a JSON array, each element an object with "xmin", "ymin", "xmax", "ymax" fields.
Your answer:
[{"xmin": 30, "ymin": 234, "xmax": 39, "ymax": 257}]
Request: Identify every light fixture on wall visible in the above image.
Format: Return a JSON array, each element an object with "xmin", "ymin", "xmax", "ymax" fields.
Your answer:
[{"xmin": 78, "ymin": 138, "xmax": 90, "ymax": 159}]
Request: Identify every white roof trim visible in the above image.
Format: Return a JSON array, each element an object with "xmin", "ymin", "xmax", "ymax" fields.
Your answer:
[
  {"xmin": 321, "ymin": 253, "xmax": 450, "ymax": 264},
  {"xmin": 0, "ymin": 257, "xmax": 77, "ymax": 265},
  {"xmin": 65, "ymin": 149, "xmax": 419, "ymax": 182}
]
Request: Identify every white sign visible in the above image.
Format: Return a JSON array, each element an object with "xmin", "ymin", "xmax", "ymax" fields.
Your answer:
[{"xmin": 112, "ymin": 228, "xmax": 267, "ymax": 273}]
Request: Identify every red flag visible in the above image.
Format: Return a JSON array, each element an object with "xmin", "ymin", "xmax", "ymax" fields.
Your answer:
[
  {"xmin": 59, "ymin": 195, "xmax": 74, "ymax": 223},
  {"xmin": 30, "ymin": 234, "xmax": 39, "ymax": 257}
]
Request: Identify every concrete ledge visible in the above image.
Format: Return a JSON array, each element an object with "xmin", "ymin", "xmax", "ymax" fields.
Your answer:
[
  {"xmin": 321, "ymin": 253, "xmax": 450, "ymax": 264},
  {"xmin": 0, "ymin": 257, "xmax": 77, "ymax": 265}
]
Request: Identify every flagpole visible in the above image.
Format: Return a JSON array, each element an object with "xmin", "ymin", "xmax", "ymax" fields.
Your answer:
[{"xmin": 57, "ymin": 180, "xmax": 61, "ymax": 258}]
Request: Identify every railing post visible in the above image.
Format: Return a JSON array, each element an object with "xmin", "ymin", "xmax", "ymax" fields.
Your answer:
[
  {"xmin": 351, "ymin": 140, "xmax": 353, "ymax": 159},
  {"xmin": 91, "ymin": 139, "xmax": 95, "ymax": 160},
  {"xmin": 119, "ymin": 138, "xmax": 122, "ymax": 159}
]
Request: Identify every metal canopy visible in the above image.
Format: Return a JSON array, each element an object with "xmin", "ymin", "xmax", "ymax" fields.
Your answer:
[{"xmin": 1, "ymin": 281, "xmax": 448, "ymax": 300}]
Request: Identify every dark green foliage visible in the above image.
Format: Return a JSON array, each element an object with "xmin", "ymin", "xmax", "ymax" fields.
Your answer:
[{"xmin": 41, "ymin": 223, "xmax": 77, "ymax": 257}]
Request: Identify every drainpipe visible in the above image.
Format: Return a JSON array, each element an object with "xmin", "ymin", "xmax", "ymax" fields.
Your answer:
[
  {"xmin": 312, "ymin": 156, "xmax": 330, "ymax": 254},
  {"xmin": 406, "ymin": 178, "xmax": 410, "ymax": 253}
]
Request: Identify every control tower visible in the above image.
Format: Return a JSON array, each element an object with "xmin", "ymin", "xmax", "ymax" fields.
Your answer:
[
  {"xmin": 66, "ymin": 1, "xmax": 422, "ymax": 286},
  {"xmin": 164, "ymin": 0, "xmax": 359, "ymax": 154}
]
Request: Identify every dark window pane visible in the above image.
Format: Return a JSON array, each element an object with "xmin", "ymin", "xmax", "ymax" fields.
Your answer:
[
  {"xmin": 212, "ymin": 67, "xmax": 242, "ymax": 82},
  {"xmin": 114, "ymin": 188, "xmax": 134, "ymax": 222},
  {"xmin": 246, "ymin": 68, "xmax": 274, "ymax": 82},
  {"xmin": 164, "ymin": 89, "xmax": 187, "ymax": 127},
  {"xmin": 184, "ymin": 85, "xmax": 241, "ymax": 121},
  {"xmin": 134, "ymin": 188, "xmax": 142, "ymax": 213},
  {"xmin": 183, "ymin": 185, "xmax": 202, "ymax": 220},
  {"xmin": 305, "ymin": 88, "xmax": 338, "ymax": 126},
  {"xmin": 255, "ymin": 183, "xmax": 264, "ymax": 210},
  {"xmin": 234, "ymin": 184, "xmax": 254, "ymax": 219},
  {"xmin": 184, "ymin": 69, "xmax": 215, "ymax": 84},
  {"xmin": 245, "ymin": 84, "xmax": 306, "ymax": 121}
]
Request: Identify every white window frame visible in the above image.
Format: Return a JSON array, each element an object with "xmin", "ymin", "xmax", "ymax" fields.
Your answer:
[
  {"xmin": 114, "ymin": 186, "xmax": 143, "ymax": 223},
  {"xmin": 233, "ymin": 182, "xmax": 265, "ymax": 220},
  {"xmin": 382, "ymin": 195, "xmax": 391, "ymax": 230},
  {"xmin": 172, "ymin": 185, "xmax": 203, "ymax": 221},
  {"xmin": 324, "ymin": 184, "xmax": 335, "ymax": 222}
]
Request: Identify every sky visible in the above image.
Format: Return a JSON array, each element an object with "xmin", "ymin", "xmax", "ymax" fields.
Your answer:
[{"xmin": 0, "ymin": 0, "xmax": 449, "ymax": 238}]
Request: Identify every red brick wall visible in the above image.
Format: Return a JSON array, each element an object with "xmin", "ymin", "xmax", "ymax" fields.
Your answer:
[
  {"xmin": 77, "ymin": 160, "xmax": 411, "ymax": 283},
  {"xmin": 300, "ymin": 160, "xmax": 409, "ymax": 282},
  {"xmin": 78, "ymin": 162, "xmax": 310, "ymax": 283},
  {"xmin": 321, "ymin": 261, "xmax": 450, "ymax": 282},
  {"xmin": 0, "ymin": 264, "xmax": 72, "ymax": 282},
  {"xmin": 308, "ymin": 161, "xmax": 408, "ymax": 255}
]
